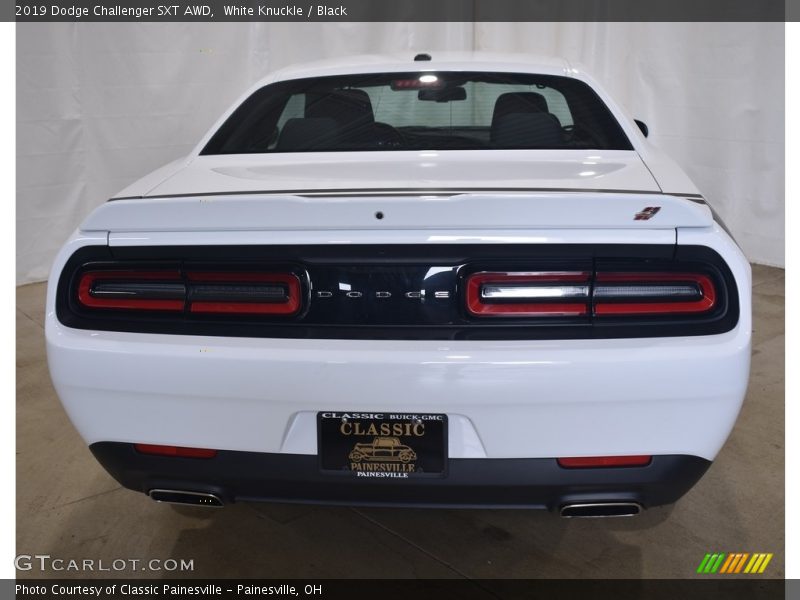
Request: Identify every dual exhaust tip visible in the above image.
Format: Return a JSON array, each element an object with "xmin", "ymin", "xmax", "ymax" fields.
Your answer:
[
  {"xmin": 149, "ymin": 489, "xmax": 224, "ymax": 508},
  {"xmin": 560, "ymin": 502, "xmax": 642, "ymax": 518},
  {"xmin": 147, "ymin": 490, "xmax": 642, "ymax": 517}
]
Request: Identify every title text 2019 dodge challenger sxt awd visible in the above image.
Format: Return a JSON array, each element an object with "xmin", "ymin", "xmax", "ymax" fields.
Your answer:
[{"xmin": 46, "ymin": 53, "xmax": 750, "ymax": 516}]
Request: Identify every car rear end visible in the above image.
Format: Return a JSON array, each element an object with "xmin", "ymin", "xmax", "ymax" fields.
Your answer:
[
  {"xmin": 44, "ymin": 58, "xmax": 751, "ymax": 515},
  {"xmin": 45, "ymin": 189, "xmax": 750, "ymax": 514}
]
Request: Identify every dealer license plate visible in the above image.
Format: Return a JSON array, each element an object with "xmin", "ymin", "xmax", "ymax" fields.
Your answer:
[{"xmin": 317, "ymin": 412, "xmax": 447, "ymax": 478}]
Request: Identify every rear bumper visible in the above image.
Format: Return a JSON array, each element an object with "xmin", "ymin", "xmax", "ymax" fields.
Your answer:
[
  {"xmin": 48, "ymin": 321, "xmax": 750, "ymax": 461},
  {"xmin": 91, "ymin": 442, "xmax": 711, "ymax": 510}
]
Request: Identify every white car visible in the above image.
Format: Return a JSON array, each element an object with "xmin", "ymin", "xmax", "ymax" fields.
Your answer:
[{"xmin": 46, "ymin": 53, "xmax": 750, "ymax": 517}]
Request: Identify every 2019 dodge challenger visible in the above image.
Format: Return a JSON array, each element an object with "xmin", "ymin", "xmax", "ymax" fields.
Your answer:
[{"xmin": 45, "ymin": 53, "xmax": 751, "ymax": 516}]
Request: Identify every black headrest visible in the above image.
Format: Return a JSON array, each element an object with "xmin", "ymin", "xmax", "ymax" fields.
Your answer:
[
  {"xmin": 491, "ymin": 92, "xmax": 550, "ymax": 127},
  {"xmin": 306, "ymin": 89, "xmax": 374, "ymax": 126},
  {"xmin": 491, "ymin": 113, "xmax": 563, "ymax": 148},
  {"xmin": 276, "ymin": 117, "xmax": 340, "ymax": 151}
]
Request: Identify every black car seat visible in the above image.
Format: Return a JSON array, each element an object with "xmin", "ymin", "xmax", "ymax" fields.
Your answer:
[
  {"xmin": 490, "ymin": 91, "xmax": 563, "ymax": 148},
  {"xmin": 276, "ymin": 117, "xmax": 341, "ymax": 151},
  {"xmin": 305, "ymin": 89, "xmax": 376, "ymax": 145}
]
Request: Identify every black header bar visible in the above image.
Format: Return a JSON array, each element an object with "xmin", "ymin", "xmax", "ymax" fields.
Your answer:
[
  {"xmin": 8, "ymin": 0, "xmax": 792, "ymax": 22},
  {"xmin": 7, "ymin": 578, "xmax": 789, "ymax": 600}
]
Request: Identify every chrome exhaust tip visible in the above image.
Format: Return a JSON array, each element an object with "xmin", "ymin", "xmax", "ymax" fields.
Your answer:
[
  {"xmin": 560, "ymin": 502, "xmax": 642, "ymax": 518},
  {"xmin": 149, "ymin": 489, "xmax": 224, "ymax": 508}
]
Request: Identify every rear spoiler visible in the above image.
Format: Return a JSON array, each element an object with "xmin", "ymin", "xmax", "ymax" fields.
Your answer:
[{"xmin": 82, "ymin": 192, "xmax": 713, "ymax": 233}]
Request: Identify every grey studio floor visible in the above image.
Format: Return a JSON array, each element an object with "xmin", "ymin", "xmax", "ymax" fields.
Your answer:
[{"xmin": 16, "ymin": 265, "xmax": 785, "ymax": 579}]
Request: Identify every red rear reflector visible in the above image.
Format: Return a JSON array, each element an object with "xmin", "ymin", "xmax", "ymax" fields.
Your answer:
[
  {"xmin": 77, "ymin": 270, "xmax": 184, "ymax": 311},
  {"xmin": 134, "ymin": 444, "xmax": 217, "ymax": 459},
  {"xmin": 593, "ymin": 272, "xmax": 716, "ymax": 315},
  {"xmin": 187, "ymin": 272, "xmax": 302, "ymax": 315},
  {"xmin": 557, "ymin": 455, "xmax": 652, "ymax": 468},
  {"xmin": 466, "ymin": 271, "xmax": 591, "ymax": 317}
]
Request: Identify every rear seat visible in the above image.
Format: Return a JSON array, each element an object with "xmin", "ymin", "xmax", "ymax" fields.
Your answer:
[{"xmin": 490, "ymin": 91, "xmax": 563, "ymax": 148}]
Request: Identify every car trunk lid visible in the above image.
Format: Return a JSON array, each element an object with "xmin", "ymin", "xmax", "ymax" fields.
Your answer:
[{"xmin": 115, "ymin": 150, "xmax": 662, "ymax": 199}]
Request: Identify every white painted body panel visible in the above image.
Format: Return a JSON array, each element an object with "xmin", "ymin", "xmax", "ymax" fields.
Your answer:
[{"xmin": 47, "ymin": 318, "xmax": 749, "ymax": 461}]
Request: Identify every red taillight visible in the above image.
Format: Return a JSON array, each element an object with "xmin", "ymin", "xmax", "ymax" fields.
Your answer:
[
  {"xmin": 77, "ymin": 270, "xmax": 184, "ymax": 311},
  {"xmin": 465, "ymin": 271, "xmax": 591, "ymax": 317},
  {"xmin": 593, "ymin": 272, "xmax": 716, "ymax": 316},
  {"xmin": 186, "ymin": 272, "xmax": 301, "ymax": 315},
  {"xmin": 76, "ymin": 269, "xmax": 303, "ymax": 316},
  {"xmin": 466, "ymin": 270, "xmax": 717, "ymax": 318},
  {"xmin": 134, "ymin": 444, "xmax": 217, "ymax": 459},
  {"xmin": 557, "ymin": 455, "xmax": 652, "ymax": 468}
]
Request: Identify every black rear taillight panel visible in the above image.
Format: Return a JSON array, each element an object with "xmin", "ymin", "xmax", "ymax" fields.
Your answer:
[{"xmin": 56, "ymin": 244, "xmax": 739, "ymax": 340}]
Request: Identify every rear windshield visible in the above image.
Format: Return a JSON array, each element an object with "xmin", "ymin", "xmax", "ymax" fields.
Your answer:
[{"xmin": 201, "ymin": 71, "xmax": 633, "ymax": 154}]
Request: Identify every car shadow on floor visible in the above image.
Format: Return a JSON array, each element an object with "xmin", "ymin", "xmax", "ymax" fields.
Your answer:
[{"xmin": 160, "ymin": 499, "xmax": 650, "ymax": 579}]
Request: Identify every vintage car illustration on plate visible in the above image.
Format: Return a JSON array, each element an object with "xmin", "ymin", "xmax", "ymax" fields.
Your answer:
[{"xmin": 349, "ymin": 437, "xmax": 418, "ymax": 464}]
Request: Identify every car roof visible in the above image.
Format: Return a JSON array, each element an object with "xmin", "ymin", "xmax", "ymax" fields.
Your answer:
[{"xmin": 262, "ymin": 52, "xmax": 573, "ymax": 85}]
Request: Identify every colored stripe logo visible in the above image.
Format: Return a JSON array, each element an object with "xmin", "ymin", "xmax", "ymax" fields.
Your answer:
[{"xmin": 697, "ymin": 553, "xmax": 773, "ymax": 574}]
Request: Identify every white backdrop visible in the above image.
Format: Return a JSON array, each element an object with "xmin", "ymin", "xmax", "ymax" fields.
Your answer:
[{"xmin": 16, "ymin": 22, "xmax": 784, "ymax": 284}]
